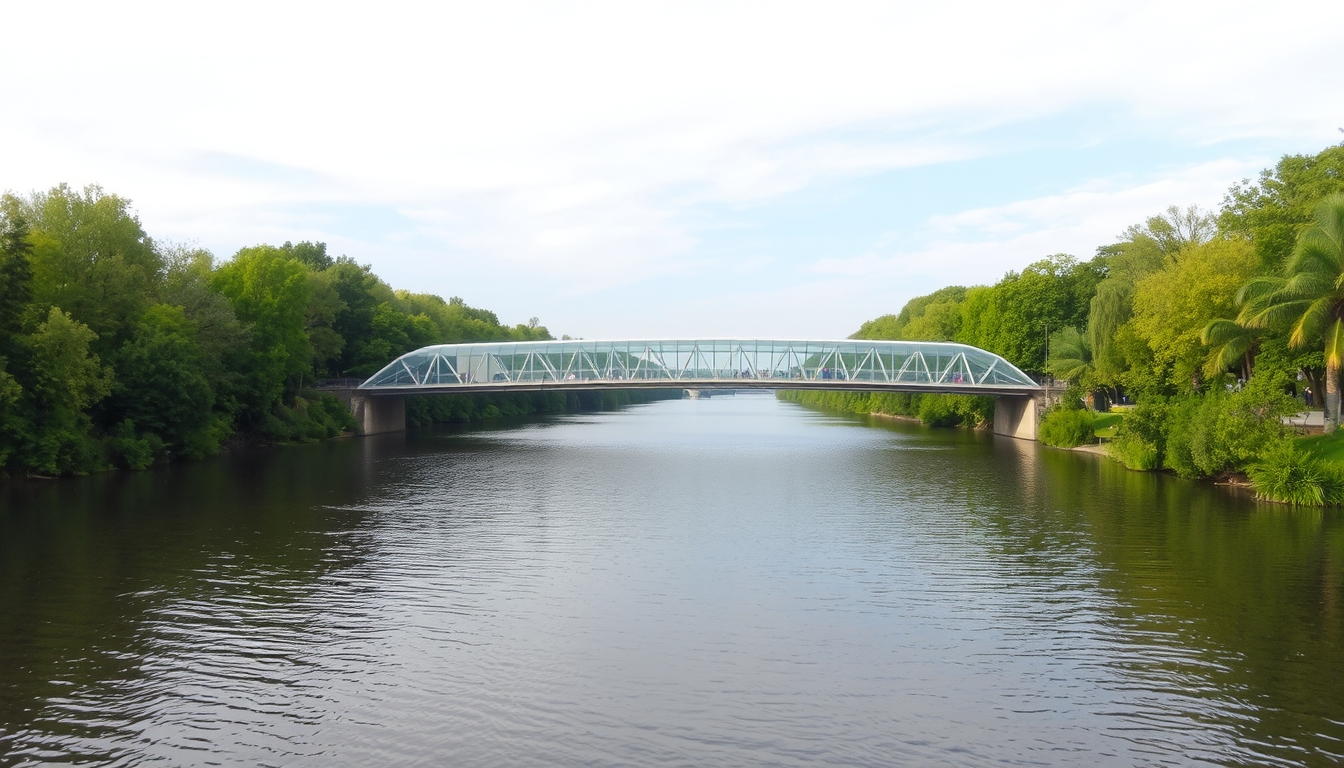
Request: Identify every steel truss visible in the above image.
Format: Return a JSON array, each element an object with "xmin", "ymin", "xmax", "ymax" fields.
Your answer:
[{"xmin": 361, "ymin": 339, "xmax": 1037, "ymax": 392}]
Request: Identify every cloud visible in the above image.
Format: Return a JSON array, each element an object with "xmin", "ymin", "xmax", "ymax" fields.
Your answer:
[{"xmin": 1, "ymin": 1, "xmax": 1340, "ymax": 334}]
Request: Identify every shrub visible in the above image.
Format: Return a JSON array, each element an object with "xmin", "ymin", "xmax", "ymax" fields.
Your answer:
[
  {"xmin": 1247, "ymin": 440, "xmax": 1344, "ymax": 506},
  {"xmin": 1109, "ymin": 435, "xmax": 1160, "ymax": 470},
  {"xmin": 1164, "ymin": 379, "xmax": 1295, "ymax": 478},
  {"xmin": 106, "ymin": 418, "xmax": 161, "ymax": 470},
  {"xmin": 918, "ymin": 394, "xmax": 964, "ymax": 427},
  {"xmin": 1038, "ymin": 408, "xmax": 1095, "ymax": 448},
  {"xmin": 917, "ymin": 394, "xmax": 993, "ymax": 427}
]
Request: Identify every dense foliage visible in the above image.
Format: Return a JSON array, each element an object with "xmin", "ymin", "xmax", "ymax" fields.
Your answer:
[
  {"xmin": 775, "ymin": 390, "xmax": 994, "ymax": 429},
  {"xmin": 1037, "ymin": 407, "xmax": 1095, "ymax": 449},
  {"xmin": 800, "ymin": 140, "xmax": 1344, "ymax": 504},
  {"xmin": 0, "ymin": 184, "xmax": 552, "ymax": 477}
]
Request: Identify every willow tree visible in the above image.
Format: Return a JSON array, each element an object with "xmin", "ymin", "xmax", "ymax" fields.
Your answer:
[{"xmin": 1239, "ymin": 194, "xmax": 1344, "ymax": 430}]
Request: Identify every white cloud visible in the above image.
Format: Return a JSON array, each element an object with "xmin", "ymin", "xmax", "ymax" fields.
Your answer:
[{"xmin": 1, "ymin": 1, "xmax": 1341, "ymax": 334}]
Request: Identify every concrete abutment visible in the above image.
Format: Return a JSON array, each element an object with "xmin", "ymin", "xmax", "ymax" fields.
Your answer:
[
  {"xmin": 992, "ymin": 390, "xmax": 1062, "ymax": 441},
  {"xmin": 351, "ymin": 395, "xmax": 405, "ymax": 435},
  {"xmin": 324, "ymin": 388, "xmax": 407, "ymax": 435}
]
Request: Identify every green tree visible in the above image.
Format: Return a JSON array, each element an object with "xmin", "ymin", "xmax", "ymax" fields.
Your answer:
[
  {"xmin": 1088, "ymin": 230, "xmax": 1166, "ymax": 384},
  {"xmin": 1130, "ymin": 238, "xmax": 1258, "ymax": 392},
  {"xmin": 107, "ymin": 304, "xmax": 220, "ymax": 457},
  {"xmin": 212, "ymin": 246, "xmax": 312, "ymax": 420},
  {"xmin": 304, "ymin": 268, "xmax": 347, "ymax": 376},
  {"xmin": 18, "ymin": 184, "xmax": 163, "ymax": 354},
  {"xmin": 160, "ymin": 245, "xmax": 251, "ymax": 415},
  {"xmin": 1045, "ymin": 327, "xmax": 1093, "ymax": 384},
  {"xmin": 326, "ymin": 257, "xmax": 395, "ymax": 376},
  {"xmin": 0, "ymin": 361, "xmax": 24, "ymax": 470},
  {"xmin": 22, "ymin": 308, "xmax": 112, "ymax": 475},
  {"xmin": 1201, "ymin": 309, "xmax": 1268, "ymax": 382},
  {"xmin": 853, "ymin": 286, "xmax": 968, "ymax": 341},
  {"xmin": 957, "ymin": 254, "xmax": 1102, "ymax": 372},
  {"xmin": 281, "ymin": 240, "xmax": 334, "ymax": 270},
  {"xmin": 1220, "ymin": 143, "xmax": 1344, "ymax": 270},
  {"xmin": 851, "ymin": 313, "xmax": 902, "ymax": 340},
  {"xmin": 0, "ymin": 198, "xmax": 34, "ymax": 351},
  {"xmin": 1237, "ymin": 195, "xmax": 1344, "ymax": 430},
  {"xmin": 1120, "ymin": 205, "xmax": 1216, "ymax": 258}
]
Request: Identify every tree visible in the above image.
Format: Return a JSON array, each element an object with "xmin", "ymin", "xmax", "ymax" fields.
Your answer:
[
  {"xmin": 1237, "ymin": 195, "xmax": 1344, "ymax": 430},
  {"xmin": 107, "ymin": 304, "xmax": 219, "ymax": 457},
  {"xmin": 1200, "ymin": 317, "xmax": 1261, "ymax": 382},
  {"xmin": 281, "ymin": 240, "xmax": 334, "ymax": 270},
  {"xmin": 1121, "ymin": 205, "xmax": 1216, "ymax": 257},
  {"xmin": 1129, "ymin": 238, "xmax": 1258, "ymax": 392},
  {"xmin": 853, "ymin": 286, "xmax": 968, "ymax": 340},
  {"xmin": 1088, "ymin": 232, "xmax": 1165, "ymax": 370},
  {"xmin": 0, "ymin": 361, "xmax": 24, "ymax": 469},
  {"xmin": 212, "ymin": 246, "xmax": 312, "ymax": 419},
  {"xmin": 326, "ymin": 257, "xmax": 395, "ymax": 376},
  {"xmin": 1220, "ymin": 143, "xmax": 1344, "ymax": 270},
  {"xmin": 1046, "ymin": 327, "xmax": 1093, "ymax": 383},
  {"xmin": 304, "ymin": 267, "xmax": 347, "ymax": 376},
  {"xmin": 22, "ymin": 308, "xmax": 112, "ymax": 474},
  {"xmin": 0, "ymin": 197, "xmax": 34, "ymax": 350},
  {"xmin": 17, "ymin": 184, "xmax": 163, "ymax": 354},
  {"xmin": 956, "ymin": 254, "xmax": 1102, "ymax": 372}
]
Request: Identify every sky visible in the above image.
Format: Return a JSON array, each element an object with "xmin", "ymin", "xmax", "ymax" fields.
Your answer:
[{"xmin": 3, "ymin": 1, "xmax": 1342, "ymax": 339}]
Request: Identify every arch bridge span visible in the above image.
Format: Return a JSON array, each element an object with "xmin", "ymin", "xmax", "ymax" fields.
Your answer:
[
  {"xmin": 360, "ymin": 339, "xmax": 1038, "ymax": 395},
  {"xmin": 345, "ymin": 340, "xmax": 1046, "ymax": 439}
]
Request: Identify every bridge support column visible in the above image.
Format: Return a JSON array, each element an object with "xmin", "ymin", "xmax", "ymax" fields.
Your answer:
[
  {"xmin": 993, "ymin": 395, "xmax": 1041, "ymax": 440},
  {"xmin": 350, "ymin": 394, "xmax": 406, "ymax": 435}
]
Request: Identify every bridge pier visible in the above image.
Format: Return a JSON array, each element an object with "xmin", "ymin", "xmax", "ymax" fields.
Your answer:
[
  {"xmin": 351, "ymin": 395, "xmax": 405, "ymax": 435},
  {"xmin": 993, "ymin": 388, "xmax": 1066, "ymax": 441},
  {"xmin": 993, "ymin": 395, "xmax": 1041, "ymax": 440},
  {"xmin": 322, "ymin": 387, "xmax": 406, "ymax": 435}
]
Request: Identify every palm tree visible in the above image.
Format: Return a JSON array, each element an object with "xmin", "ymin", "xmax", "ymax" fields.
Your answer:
[
  {"xmin": 1045, "ymin": 326, "xmax": 1092, "ymax": 383},
  {"xmin": 1200, "ymin": 317, "xmax": 1261, "ymax": 382},
  {"xmin": 1238, "ymin": 194, "xmax": 1344, "ymax": 430}
]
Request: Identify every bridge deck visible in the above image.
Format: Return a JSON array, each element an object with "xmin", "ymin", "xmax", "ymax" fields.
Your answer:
[{"xmin": 358, "ymin": 339, "xmax": 1042, "ymax": 397}]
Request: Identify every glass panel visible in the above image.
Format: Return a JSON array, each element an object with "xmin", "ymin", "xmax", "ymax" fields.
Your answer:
[{"xmin": 358, "ymin": 340, "xmax": 1036, "ymax": 390}]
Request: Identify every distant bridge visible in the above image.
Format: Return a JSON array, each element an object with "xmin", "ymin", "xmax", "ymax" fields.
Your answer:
[{"xmin": 341, "ymin": 339, "xmax": 1047, "ymax": 439}]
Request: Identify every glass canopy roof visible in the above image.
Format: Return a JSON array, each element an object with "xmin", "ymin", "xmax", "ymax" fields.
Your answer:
[{"xmin": 360, "ymin": 339, "xmax": 1037, "ymax": 390}]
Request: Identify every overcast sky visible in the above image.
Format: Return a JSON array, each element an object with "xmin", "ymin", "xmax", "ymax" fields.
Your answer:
[{"xmin": 3, "ymin": 1, "xmax": 1342, "ymax": 338}]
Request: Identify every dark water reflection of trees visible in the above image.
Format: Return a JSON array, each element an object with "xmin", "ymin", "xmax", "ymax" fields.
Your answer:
[{"xmin": 2, "ymin": 413, "xmax": 1343, "ymax": 766}]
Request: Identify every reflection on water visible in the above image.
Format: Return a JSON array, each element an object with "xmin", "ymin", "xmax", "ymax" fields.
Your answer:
[{"xmin": 2, "ymin": 395, "xmax": 1343, "ymax": 766}]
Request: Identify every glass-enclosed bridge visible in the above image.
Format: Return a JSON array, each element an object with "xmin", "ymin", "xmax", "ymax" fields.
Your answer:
[
  {"xmin": 361, "ymin": 339, "xmax": 1038, "ymax": 394},
  {"xmin": 345, "ymin": 339, "xmax": 1045, "ymax": 439}
]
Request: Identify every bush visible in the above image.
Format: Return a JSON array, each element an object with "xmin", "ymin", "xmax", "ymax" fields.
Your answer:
[
  {"xmin": 918, "ymin": 394, "xmax": 964, "ymax": 427},
  {"xmin": 777, "ymin": 390, "xmax": 993, "ymax": 428},
  {"xmin": 106, "ymin": 419, "xmax": 162, "ymax": 470},
  {"xmin": 254, "ymin": 393, "xmax": 358, "ymax": 443},
  {"xmin": 1038, "ymin": 408, "xmax": 1095, "ymax": 448},
  {"xmin": 1247, "ymin": 440, "xmax": 1344, "ymax": 506},
  {"xmin": 1164, "ymin": 379, "xmax": 1295, "ymax": 478},
  {"xmin": 1109, "ymin": 434, "xmax": 1160, "ymax": 470}
]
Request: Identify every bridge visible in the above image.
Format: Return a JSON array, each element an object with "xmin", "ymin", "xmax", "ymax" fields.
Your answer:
[{"xmin": 342, "ymin": 339, "xmax": 1048, "ymax": 439}]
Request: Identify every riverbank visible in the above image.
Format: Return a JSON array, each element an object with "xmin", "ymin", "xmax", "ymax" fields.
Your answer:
[{"xmin": 776, "ymin": 389, "xmax": 994, "ymax": 430}]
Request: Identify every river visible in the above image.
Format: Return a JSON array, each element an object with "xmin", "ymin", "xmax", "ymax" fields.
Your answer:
[{"xmin": 2, "ymin": 394, "xmax": 1342, "ymax": 766}]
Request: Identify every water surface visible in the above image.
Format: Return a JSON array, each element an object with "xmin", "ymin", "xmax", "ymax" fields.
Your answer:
[{"xmin": 2, "ymin": 395, "xmax": 1342, "ymax": 766}]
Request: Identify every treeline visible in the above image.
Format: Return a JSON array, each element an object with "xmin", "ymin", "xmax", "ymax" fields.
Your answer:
[
  {"xmin": 0, "ymin": 184, "xmax": 552, "ymax": 477},
  {"xmin": 794, "ymin": 141, "xmax": 1344, "ymax": 501},
  {"xmin": 407, "ymin": 389, "xmax": 677, "ymax": 427}
]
